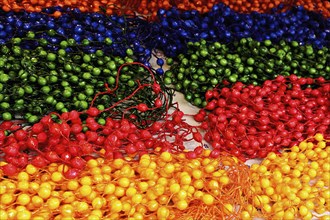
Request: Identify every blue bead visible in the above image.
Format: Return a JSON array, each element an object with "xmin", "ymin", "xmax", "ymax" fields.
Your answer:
[
  {"xmin": 50, "ymin": 37, "xmax": 59, "ymax": 44},
  {"xmin": 47, "ymin": 21, "xmax": 55, "ymax": 29},
  {"xmin": 97, "ymin": 25, "xmax": 105, "ymax": 32},
  {"xmin": 5, "ymin": 25, "xmax": 13, "ymax": 32},
  {"xmin": 74, "ymin": 25, "xmax": 84, "ymax": 34},
  {"xmin": 156, "ymin": 68, "xmax": 164, "ymax": 75},
  {"xmin": 171, "ymin": 21, "xmax": 179, "ymax": 28},
  {"xmin": 200, "ymin": 32, "xmax": 208, "ymax": 38},
  {"xmin": 71, "ymin": 34, "xmax": 80, "ymax": 42},
  {"xmin": 56, "ymin": 27, "xmax": 65, "ymax": 35},
  {"xmin": 158, "ymin": 9, "xmax": 166, "ymax": 16},
  {"xmin": 15, "ymin": 20, "xmax": 23, "ymax": 28},
  {"xmin": 156, "ymin": 58, "xmax": 164, "ymax": 66},
  {"xmin": 0, "ymin": 31, "xmax": 6, "ymax": 38}
]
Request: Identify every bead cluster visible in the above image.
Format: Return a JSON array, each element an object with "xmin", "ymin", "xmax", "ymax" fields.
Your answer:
[{"xmin": 0, "ymin": 150, "xmax": 251, "ymax": 220}]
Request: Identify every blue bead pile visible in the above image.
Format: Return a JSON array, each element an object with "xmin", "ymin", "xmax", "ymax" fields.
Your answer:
[{"xmin": 0, "ymin": 3, "xmax": 329, "ymax": 61}]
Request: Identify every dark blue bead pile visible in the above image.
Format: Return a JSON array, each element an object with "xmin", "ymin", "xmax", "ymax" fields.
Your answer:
[
  {"xmin": 151, "ymin": 4, "xmax": 330, "ymax": 57},
  {"xmin": 0, "ymin": 3, "xmax": 329, "ymax": 61}
]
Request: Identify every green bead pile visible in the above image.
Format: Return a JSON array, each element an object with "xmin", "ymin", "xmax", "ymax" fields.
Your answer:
[
  {"xmin": 0, "ymin": 39, "xmax": 161, "ymax": 123},
  {"xmin": 164, "ymin": 38, "xmax": 330, "ymax": 107}
]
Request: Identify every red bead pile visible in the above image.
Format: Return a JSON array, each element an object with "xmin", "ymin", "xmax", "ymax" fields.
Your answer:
[{"xmin": 194, "ymin": 75, "xmax": 330, "ymax": 161}]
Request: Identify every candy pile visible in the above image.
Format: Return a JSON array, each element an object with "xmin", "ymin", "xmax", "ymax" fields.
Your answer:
[
  {"xmin": 194, "ymin": 75, "xmax": 329, "ymax": 159},
  {"xmin": 0, "ymin": 150, "xmax": 252, "ymax": 220}
]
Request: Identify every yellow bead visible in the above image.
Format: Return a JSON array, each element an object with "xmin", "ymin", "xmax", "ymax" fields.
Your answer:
[
  {"xmin": 260, "ymin": 178, "xmax": 270, "ymax": 188},
  {"xmin": 208, "ymin": 180, "xmax": 219, "ymax": 190},
  {"xmin": 291, "ymin": 146, "xmax": 300, "ymax": 153},
  {"xmin": 47, "ymin": 197, "xmax": 60, "ymax": 210},
  {"xmin": 17, "ymin": 193, "xmax": 31, "ymax": 206},
  {"xmin": 132, "ymin": 194, "xmax": 143, "ymax": 204},
  {"xmin": 317, "ymin": 141, "xmax": 326, "ymax": 149},
  {"xmin": 0, "ymin": 210, "xmax": 8, "ymax": 220},
  {"xmin": 204, "ymin": 164, "xmax": 215, "ymax": 173},
  {"xmin": 118, "ymin": 177, "xmax": 130, "ymax": 188},
  {"xmin": 305, "ymin": 150, "xmax": 316, "ymax": 159},
  {"xmin": 169, "ymin": 183, "xmax": 180, "ymax": 194},
  {"xmin": 104, "ymin": 183, "xmax": 116, "ymax": 195},
  {"xmin": 315, "ymin": 180, "xmax": 325, "ymax": 188},
  {"xmin": 193, "ymin": 190, "xmax": 204, "ymax": 199},
  {"xmin": 321, "ymin": 189, "xmax": 330, "ymax": 199},
  {"xmin": 241, "ymin": 211, "xmax": 251, "ymax": 220},
  {"xmin": 322, "ymin": 163, "xmax": 330, "ymax": 172},
  {"xmin": 17, "ymin": 172, "xmax": 29, "ymax": 181},
  {"xmin": 60, "ymin": 204, "xmax": 74, "ymax": 217},
  {"xmin": 292, "ymin": 169, "xmax": 301, "ymax": 178},
  {"xmin": 80, "ymin": 176, "xmax": 92, "ymax": 185},
  {"xmin": 92, "ymin": 197, "xmax": 105, "ymax": 210},
  {"xmin": 257, "ymin": 165, "xmax": 267, "ymax": 173},
  {"xmin": 301, "ymin": 175, "xmax": 311, "ymax": 183},
  {"xmin": 177, "ymin": 190, "xmax": 187, "ymax": 200},
  {"xmin": 125, "ymin": 187, "xmax": 137, "ymax": 197},
  {"xmin": 297, "ymin": 152, "xmax": 307, "ymax": 161},
  {"xmin": 78, "ymin": 185, "xmax": 92, "ymax": 197},
  {"xmin": 67, "ymin": 180, "xmax": 79, "ymax": 191},
  {"xmin": 314, "ymin": 133, "xmax": 324, "ymax": 142},
  {"xmin": 298, "ymin": 190, "xmax": 309, "ymax": 199},
  {"xmin": 112, "ymin": 159, "xmax": 125, "ymax": 169},
  {"xmin": 281, "ymin": 164, "xmax": 291, "ymax": 174},
  {"xmin": 202, "ymin": 158, "xmax": 211, "ymax": 166},
  {"xmin": 137, "ymin": 182, "xmax": 149, "ymax": 192},
  {"xmin": 114, "ymin": 186, "xmax": 125, "ymax": 197},
  {"xmin": 87, "ymin": 159, "xmax": 98, "ymax": 168},
  {"xmin": 305, "ymin": 200, "xmax": 315, "ymax": 210},
  {"xmin": 306, "ymin": 142, "xmax": 314, "ymax": 149},
  {"xmin": 17, "ymin": 181, "xmax": 29, "ymax": 191},
  {"xmin": 101, "ymin": 165, "xmax": 112, "ymax": 174},
  {"xmin": 110, "ymin": 200, "xmax": 122, "ymax": 213},
  {"xmin": 16, "ymin": 210, "xmax": 31, "ymax": 220},
  {"xmin": 265, "ymin": 187, "xmax": 274, "ymax": 196},
  {"xmin": 219, "ymin": 176, "xmax": 230, "ymax": 185},
  {"xmin": 299, "ymin": 141, "xmax": 308, "ymax": 151},
  {"xmin": 147, "ymin": 200, "xmax": 159, "ymax": 212},
  {"xmin": 51, "ymin": 172, "xmax": 63, "ymax": 182},
  {"xmin": 262, "ymin": 204, "xmax": 272, "ymax": 213},
  {"xmin": 62, "ymin": 191, "xmax": 75, "ymax": 204},
  {"xmin": 192, "ymin": 170, "xmax": 202, "ymax": 179},
  {"xmin": 193, "ymin": 179, "xmax": 204, "ymax": 189},
  {"xmin": 157, "ymin": 177, "xmax": 168, "ymax": 186},
  {"xmin": 307, "ymin": 168, "xmax": 317, "ymax": 178},
  {"xmin": 38, "ymin": 187, "xmax": 51, "ymax": 199},
  {"xmin": 203, "ymin": 149, "xmax": 211, "ymax": 157},
  {"xmin": 91, "ymin": 209, "xmax": 103, "ymax": 218},
  {"xmin": 283, "ymin": 210, "xmax": 295, "ymax": 220},
  {"xmin": 1, "ymin": 193, "xmax": 14, "ymax": 205},
  {"xmin": 157, "ymin": 206, "xmax": 169, "ymax": 219},
  {"xmin": 180, "ymin": 175, "xmax": 192, "ymax": 185},
  {"xmin": 160, "ymin": 152, "xmax": 172, "ymax": 162},
  {"xmin": 176, "ymin": 200, "xmax": 188, "ymax": 210},
  {"xmin": 202, "ymin": 194, "xmax": 214, "ymax": 205}
]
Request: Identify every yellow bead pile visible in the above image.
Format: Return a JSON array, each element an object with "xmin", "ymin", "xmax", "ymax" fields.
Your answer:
[
  {"xmin": 245, "ymin": 133, "xmax": 330, "ymax": 220},
  {"xmin": 0, "ymin": 150, "xmax": 252, "ymax": 220}
]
